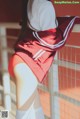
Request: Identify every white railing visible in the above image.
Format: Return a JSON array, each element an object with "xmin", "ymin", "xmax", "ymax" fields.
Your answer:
[{"xmin": 0, "ymin": 22, "xmax": 80, "ymax": 119}]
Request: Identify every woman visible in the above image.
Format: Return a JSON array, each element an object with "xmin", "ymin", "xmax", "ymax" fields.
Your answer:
[
  {"xmin": 8, "ymin": 0, "xmax": 58, "ymax": 119},
  {"xmin": 8, "ymin": 0, "xmax": 80, "ymax": 118}
]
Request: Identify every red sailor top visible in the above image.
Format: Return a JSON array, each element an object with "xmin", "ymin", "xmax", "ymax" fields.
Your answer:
[
  {"xmin": 14, "ymin": 16, "xmax": 80, "ymax": 83},
  {"xmin": 13, "ymin": 0, "xmax": 80, "ymax": 83}
]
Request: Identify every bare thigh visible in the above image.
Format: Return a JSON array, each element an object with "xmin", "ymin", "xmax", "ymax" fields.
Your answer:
[{"xmin": 13, "ymin": 63, "xmax": 39, "ymax": 110}]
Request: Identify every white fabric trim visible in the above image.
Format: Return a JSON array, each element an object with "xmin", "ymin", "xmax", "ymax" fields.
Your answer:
[
  {"xmin": 34, "ymin": 50, "xmax": 46, "ymax": 60},
  {"xmin": 33, "ymin": 49, "xmax": 43, "ymax": 59},
  {"xmin": 32, "ymin": 16, "xmax": 78, "ymax": 50},
  {"xmin": 63, "ymin": 16, "xmax": 77, "ymax": 37},
  {"xmin": 33, "ymin": 49, "xmax": 46, "ymax": 60}
]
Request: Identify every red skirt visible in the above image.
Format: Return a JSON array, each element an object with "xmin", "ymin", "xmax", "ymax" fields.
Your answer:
[
  {"xmin": 8, "ymin": 51, "xmax": 55, "ymax": 83},
  {"xmin": 8, "ymin": 54, "xmax": 25, "ymax": 78}
]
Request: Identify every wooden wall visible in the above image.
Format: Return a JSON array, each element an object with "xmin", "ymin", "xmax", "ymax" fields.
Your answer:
[
  {"xmin": 0, "ymin": 0, "xmax": 21, "ymax": 22},
  {"xmin": 52, "ymin": 0, "xmax": 80, "ymax": 16},
  {"xmin": 0, "ymin": 0, "xmax": 80, "ymax": 22}
]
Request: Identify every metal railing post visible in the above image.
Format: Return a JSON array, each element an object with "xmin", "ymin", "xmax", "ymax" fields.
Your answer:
[
  {"xmin": 49, "ymin": 53, "xmax": 60, "ymax": 119},
  {"xmin": 0, "ymin": 27, "xmax": 11, "ymax": 111}
]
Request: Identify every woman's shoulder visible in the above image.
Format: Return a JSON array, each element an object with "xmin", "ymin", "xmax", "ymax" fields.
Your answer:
[
  {"xmin": 38, "ymin": 0, "xmax": 58, "ymax": 30},
  {"xmin": 38, "ymin": 0, "xmax": 55, "ymax": 15},
  {"xmin": 39, "ymin": 0, "xmax": 54, "ymax": 8}
]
